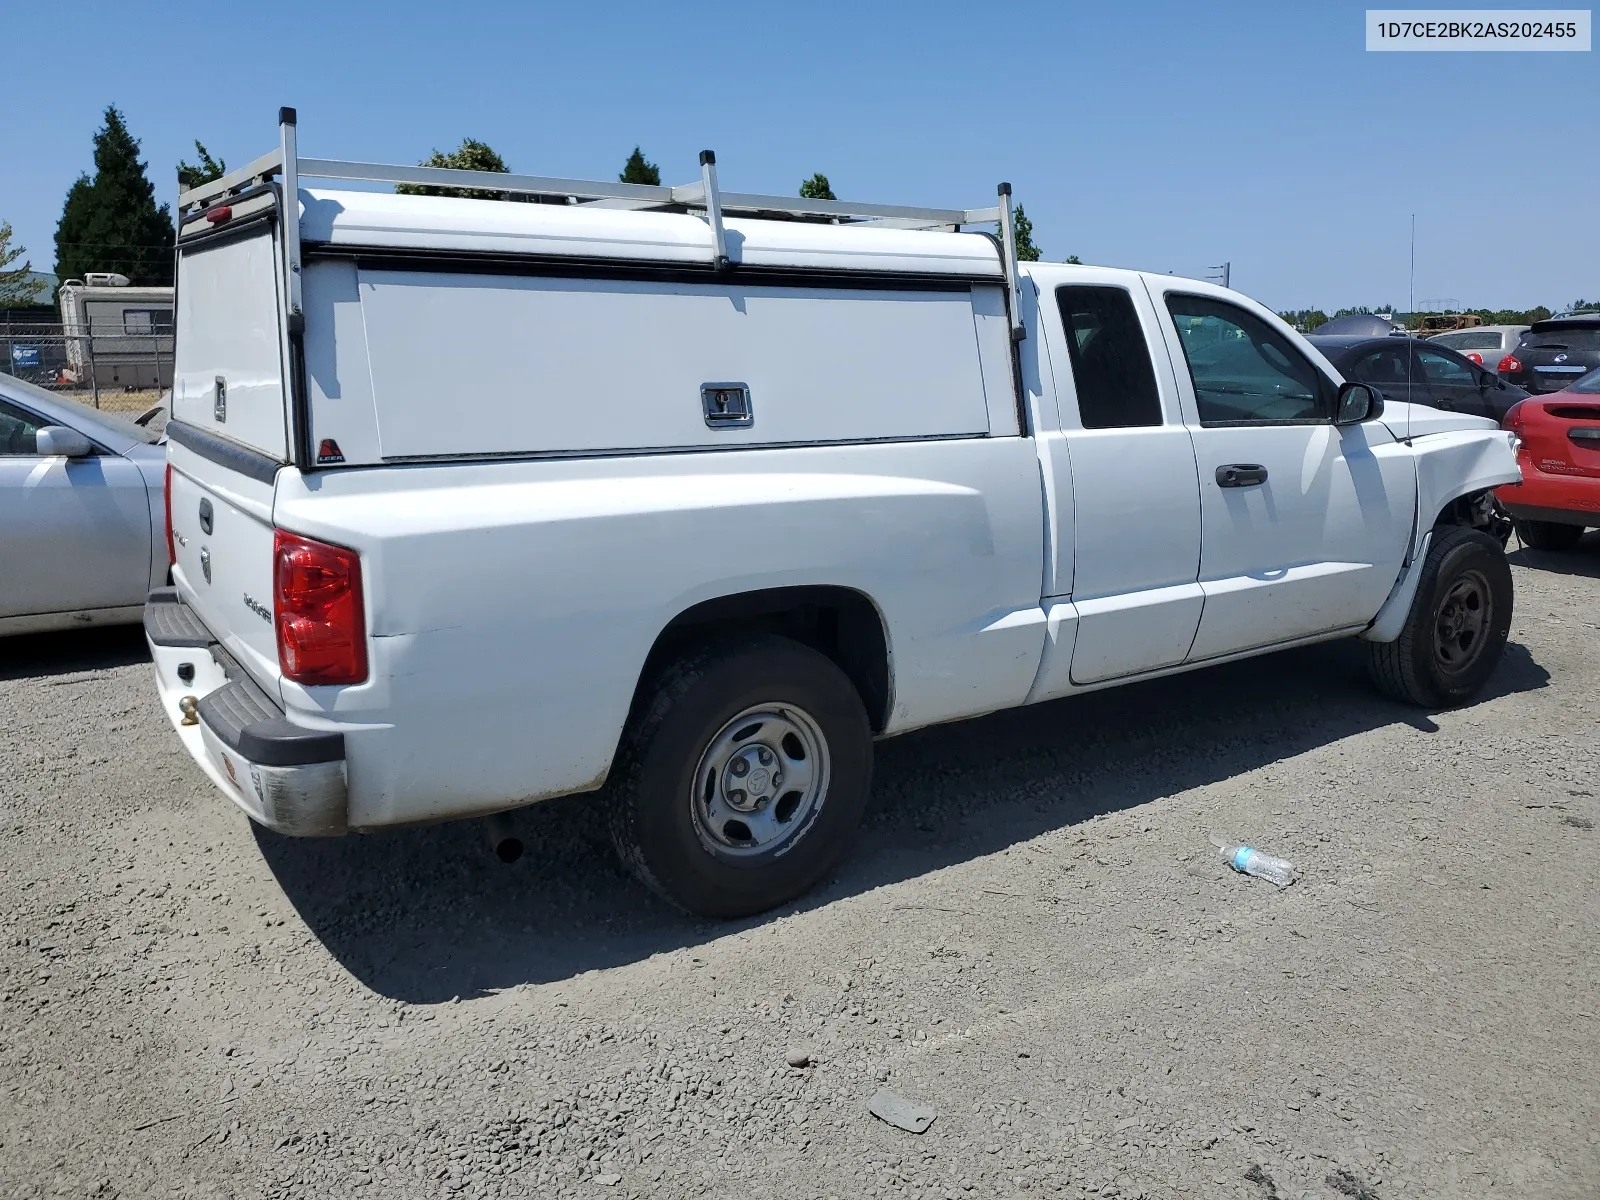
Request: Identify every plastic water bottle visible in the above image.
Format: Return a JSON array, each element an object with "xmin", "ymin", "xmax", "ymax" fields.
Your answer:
[{"xmin": 1215, "ymin": 841, "xmax": 1296, "ymax": 887}]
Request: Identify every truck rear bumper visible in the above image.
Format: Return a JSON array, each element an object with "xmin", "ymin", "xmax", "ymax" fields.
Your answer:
[{"xmin": 145, "ymin": 589, "xmax": 348, "ymax": 836}]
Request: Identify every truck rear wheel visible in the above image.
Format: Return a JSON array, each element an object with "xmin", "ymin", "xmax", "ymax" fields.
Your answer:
[
  {"xmin": 1366, "ymin": 526, "xmax": 1513, "ymax": 708},
  {"xmin": 606, "ymin": 636, "xmax": 873, "ymax": 918},
  {"xmin": 1514, "ymin": 518, "xmax": 1585, "ymax": 551}
]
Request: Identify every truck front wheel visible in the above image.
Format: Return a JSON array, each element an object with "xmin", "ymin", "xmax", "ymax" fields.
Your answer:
[
  {"xmin": 1366, "ymin": 526, "xmax": 1513, "ymax": 708},
  {"xmin": 606, "ymin": 636, "xmax": 873, "ymax": 918}
]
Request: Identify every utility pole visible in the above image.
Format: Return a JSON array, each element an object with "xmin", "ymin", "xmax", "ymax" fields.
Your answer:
[{"xmin": 1207, "ymin": 262, "xmax": 1231, "ymax": 289}]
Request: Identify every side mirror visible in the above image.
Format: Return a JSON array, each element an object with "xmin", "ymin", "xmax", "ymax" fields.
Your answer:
[
  {"xmin": 1334, "ymin": 381, "xmax": 1381, "ymax": 426},
  {"xmin": 34, "ymin": 426, "xmax": 95, "ymax": 458}
]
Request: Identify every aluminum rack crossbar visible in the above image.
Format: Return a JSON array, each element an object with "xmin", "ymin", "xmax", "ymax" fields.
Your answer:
[{"xmin": 175, "ymin": 109, "xmax": 1028, "ymax": 340}]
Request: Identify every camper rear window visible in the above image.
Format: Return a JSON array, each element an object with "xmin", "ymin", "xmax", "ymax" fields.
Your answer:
[{"xmin": 122, "ymin": 309, "xmax": 173, "ymax": 335}]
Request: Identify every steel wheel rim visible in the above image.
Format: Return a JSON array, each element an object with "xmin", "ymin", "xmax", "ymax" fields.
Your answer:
[
  {"xmin": 1432, "ymin": 568, "xmax": 1492, "ymax": 676},
  {"xmin": 690, "ymin": 703, "xmax": 830, "ymax": 858}
]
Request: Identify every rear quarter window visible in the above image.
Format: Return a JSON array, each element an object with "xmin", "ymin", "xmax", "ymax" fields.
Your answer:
[
  {"xmin": 1436, "ymin": 331, "xmax": 1501, "ymax": 351},
  {"xmin": 1522, "ymin": 327, "xmax": 1600, "ymax": 352},
  {"xmin": 1055, "ymin": 286, "xmax": 1163, "ymax": 429}
]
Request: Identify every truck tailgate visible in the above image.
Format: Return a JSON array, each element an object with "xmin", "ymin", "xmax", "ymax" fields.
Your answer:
[{"xmin": 167, "ymin": 439, "xmax": 283, "ymax": 700}]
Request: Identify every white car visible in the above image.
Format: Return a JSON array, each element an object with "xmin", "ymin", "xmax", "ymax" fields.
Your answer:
[
  {"xmin": 146, "ymin": 112, "xmax": 1521, "ymax": 917},
  {"xmin": 0, "ymin": 377, "xmax": 167, "ymax": 636},
  {"xmin": 1429, "ymin": 324, "xmax": 1530, "ymax": 371}
]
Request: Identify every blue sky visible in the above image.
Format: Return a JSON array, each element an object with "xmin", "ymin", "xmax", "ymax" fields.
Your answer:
[{"xmin": 3, "ymin": 1, "xmax": 1594, "ymax": 312}]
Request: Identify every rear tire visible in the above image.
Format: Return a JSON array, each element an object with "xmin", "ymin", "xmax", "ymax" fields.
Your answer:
[
  {"xmin": 1367, "ymin": 526, "xmax": 1513, "ymax": 708},
  {"xmin": 1514, "ymin": 518, "xmax": 1585, "ymax": 551},
  {"xmin": 606, "ymin": 636, "xmax": 873, "ymax": 918}
]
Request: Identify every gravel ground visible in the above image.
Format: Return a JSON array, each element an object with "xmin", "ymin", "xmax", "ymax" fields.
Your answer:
[{"xmin": 2, "ymin": 545, "xmax": 1596, "ymax": 1200}]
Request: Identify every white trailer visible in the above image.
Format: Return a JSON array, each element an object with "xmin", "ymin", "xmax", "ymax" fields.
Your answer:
[{"xmin": 58, "ymin": 273, "xmax": 175, "ymax": 389}]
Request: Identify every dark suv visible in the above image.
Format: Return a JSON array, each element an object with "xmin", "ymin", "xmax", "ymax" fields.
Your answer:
[{"xmin": 1499, "ymin": 316, "xmax": 1600, "ymax": 395}]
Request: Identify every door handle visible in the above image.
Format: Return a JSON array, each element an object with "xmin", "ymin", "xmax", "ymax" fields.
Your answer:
[{"xmin": 1216, "ymin": 463, "xmax": 1268, "ymax": 488}]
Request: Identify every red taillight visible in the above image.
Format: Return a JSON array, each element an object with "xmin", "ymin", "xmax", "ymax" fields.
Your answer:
[
  {"xmin": 1503, "ymin": 400, "xmax": 1527, "ymax": 436},
  {"xmin": 273, "ymin": 530, "xmax": 367, "ymax": 686},
  {"xmin": 205, "ymin": 205, "xmax": 233, "ymax": 224},
  {"xmin": 1498, "ymin": 354, "xmax": 1521, "ymax": 373},
  {"xmin": 164, "ymin": 463, "xmax": 175, "ymax": 566},
  {"xmin": 1466, "ymin": 351, "xmax": 1483, "ymax": 365}
]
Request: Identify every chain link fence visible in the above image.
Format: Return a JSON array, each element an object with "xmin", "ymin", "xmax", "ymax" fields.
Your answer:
[{"xmin": 2, "ymin": 313, "xmax": 172, "ymax": 414}]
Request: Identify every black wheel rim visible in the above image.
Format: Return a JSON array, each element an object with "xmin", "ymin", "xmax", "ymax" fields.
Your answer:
[{"xmin": 1432, "ymin": 568, "xmax": 1492, "ymax": 676}]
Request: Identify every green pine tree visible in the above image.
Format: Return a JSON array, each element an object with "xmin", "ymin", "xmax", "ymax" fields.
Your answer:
[
  {"xmin": 1012, "ymin": 204, "xmax": 1040, "ymax": 262},
  {"xmin": 396, "ymin": 138, "xmax": 512, "ymax": 200},
  {"xmin": 177, "ymin": 141, "xmax": 228, "ymax": 192},
  {"xmin": 799, "ymin": 173, "xmax": 836, "ymax": 201},
  {"xmin": 619, "ymin": 147, "xmax": 661, "ymax": 186},
  {"xmin": 54, "ymin": 106, "xmax": 175, "ymax": 285},
  {"xmin": 0, "ymin": 222, "xmax": 46, "ymax": 306}
]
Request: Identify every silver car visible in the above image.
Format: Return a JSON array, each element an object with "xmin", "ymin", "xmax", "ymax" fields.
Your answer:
[
  {"xmin": 0, "ymin": 376, "xmax": 167, "ymax": 636},
  {"xmin": 1428, "ymin": 325, "xmax": 1530, "ymax": 373}
]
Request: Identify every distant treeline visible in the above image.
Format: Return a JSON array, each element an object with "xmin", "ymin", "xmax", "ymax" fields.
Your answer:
[{"xmin": 1278, "ymin": 302, "xmax": 1596, "ymax": 333}]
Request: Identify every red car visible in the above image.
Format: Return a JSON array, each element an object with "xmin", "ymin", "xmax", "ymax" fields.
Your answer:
[{"xmin": 1498, "ymin": 368, "xmax": 1600, "ymax": 550}]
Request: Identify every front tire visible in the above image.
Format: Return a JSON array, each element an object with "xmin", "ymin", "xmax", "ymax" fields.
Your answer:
[
  {"xmin": 1514, "ymin": 518, "xmax": 1585, "ymax": 551},
  {"xmin": 1367, "ymin": 526, "xmax": 1513, "ymax": 708},
  {"xmin": 606, "ymin": 636, "xmax": 873, "ymax": 918}
]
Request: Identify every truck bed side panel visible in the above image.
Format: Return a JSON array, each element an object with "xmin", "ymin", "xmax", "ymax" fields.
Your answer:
[{"xmin": 271, "ymin": 438, "xmax": 1046, "ymax": 828}]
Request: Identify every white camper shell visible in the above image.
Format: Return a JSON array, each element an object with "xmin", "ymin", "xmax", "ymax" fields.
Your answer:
[{"xmin": 149, "ymin": 110, "xmax": 1521, "ymax": 917}]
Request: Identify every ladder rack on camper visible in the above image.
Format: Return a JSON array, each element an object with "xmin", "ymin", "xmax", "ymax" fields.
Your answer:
[{"xmin": 176, "ymin": 108, "xmax": 1028, "ymax": 342}]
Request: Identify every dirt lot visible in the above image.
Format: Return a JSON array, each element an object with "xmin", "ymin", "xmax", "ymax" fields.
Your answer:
[
  {"xmin": 34, "ymin": 387, "xmax": 165, "ymax": 416},
  {"xmin": 2, "ymin": 546, "xmax": 1596, "ymax": 1200}
]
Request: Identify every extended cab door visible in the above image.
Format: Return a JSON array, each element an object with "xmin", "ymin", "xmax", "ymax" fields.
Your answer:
[
  {"xmin": 1150, "ymin": 285, "xmax": 1415, "ymax": 661},
  {"xmin": 1027, "ymin": 270, "xmax": 1204, "ymax": 699}
]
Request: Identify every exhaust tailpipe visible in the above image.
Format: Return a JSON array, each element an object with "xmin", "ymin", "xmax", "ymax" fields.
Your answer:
[{"xmin": 485, "ymin": 812, "xmax": 523, "ymax": 863}]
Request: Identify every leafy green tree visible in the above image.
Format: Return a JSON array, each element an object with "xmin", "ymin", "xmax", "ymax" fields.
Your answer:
[
  {"xmin": 1011, "ymin": 204, "xmax": 1040, "ymax": 261},
  {"xmin": 0, "ymin": 222, "xmax": 46, "ymax": 306},
  {"xmin": 799, "ymin": 173, "xmax": 836, "ymax": 201},
  {"xmin": 53, "ymin": 106, "xmax": 175, "ymax": 285},
  {"xmin": 619, "ymin": 147, "xmax": 661, "ymax": 186},
  {"xmin": 1065, "ymin": 255, "xmax": 1082, "ymax": 265},
  {"xmin": 176, "ymin": 141, "xmax": 228, "ymax": 192},
  {"xmin": 1278, "ymin": 309, "xmax": 1329, "ymax": 333},
  {"xmin": 397, "ymin": 139, "xmax": 511, "ymax": 200}
]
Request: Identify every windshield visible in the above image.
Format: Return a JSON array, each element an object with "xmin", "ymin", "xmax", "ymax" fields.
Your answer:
[
  {"xmin": 0, "ymin": 374, "xmax": 162, "ymax": 445},
  {"xmin": 1573, "ymin": 368, "xmax": 1600, "ymax": 394}
]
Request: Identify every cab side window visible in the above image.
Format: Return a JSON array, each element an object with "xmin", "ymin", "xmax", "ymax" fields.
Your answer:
[
  {"xmin": 1056, "ymin": 286, "xmax": 1163, "ymax": 429},
  {"xmin": 0, "ymin": 399, "xmax": 46, "ymax": 456},
  {"xmin": 1416, "ymin": 349, "xmax": 1476, "ymax": 389},
  {"xmin": 1352, "ymin": 347, "xmax": 1415, "ymax": 390},
  {"xmin": 1165, "ymin": 294, "xmax": 1331, "ymax": 424}
]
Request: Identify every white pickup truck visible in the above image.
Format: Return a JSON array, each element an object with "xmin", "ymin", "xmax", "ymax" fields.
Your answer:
[{"xmin": 148, "ymin": 111, "xmax": 1520, "ymax": 917}]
